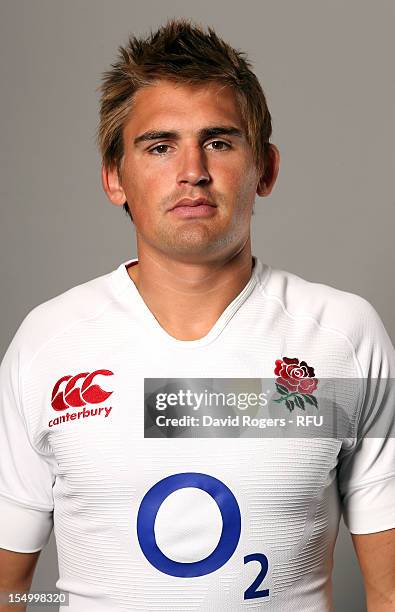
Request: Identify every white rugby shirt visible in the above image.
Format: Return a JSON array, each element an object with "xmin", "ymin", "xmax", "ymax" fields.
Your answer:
[{"xmin": 1, "ymin": 256, "xmax": 394, "ymax": 611}]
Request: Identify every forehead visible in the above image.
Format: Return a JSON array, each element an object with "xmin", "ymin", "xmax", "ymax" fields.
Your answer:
[{"xmin": 123, "ymin": 79, "xmax": 244, "ymax": 136}]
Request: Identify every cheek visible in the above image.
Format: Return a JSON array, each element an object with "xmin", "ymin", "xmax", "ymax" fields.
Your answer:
[
  {"xmin": 227, "ymin": 168, "xmax": 258, "ymax": 208},
  {"xmin": 215, "ymin": 157, "xmax": 257, "ymax": 192},
  {"xmin": 122, "ymin": 161, "xmax": 161, "ymax": 205}
]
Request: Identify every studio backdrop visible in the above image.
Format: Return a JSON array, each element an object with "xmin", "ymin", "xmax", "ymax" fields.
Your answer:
[{"xmin": 1, "ymin": 2, "xmax": 394, "ymax": 611}]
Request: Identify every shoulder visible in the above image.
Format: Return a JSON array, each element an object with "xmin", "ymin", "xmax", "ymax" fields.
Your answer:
[
  {"xmin": 261, "ymin": 266, "xmax": 377, "ymax": 330},
  {"xmin": 259, "ymin": 265, "xmax": 394, "ymax": 376},
  {"xmin": 3, "ymin": 269, "xmax": 117, "ymax": 373}
]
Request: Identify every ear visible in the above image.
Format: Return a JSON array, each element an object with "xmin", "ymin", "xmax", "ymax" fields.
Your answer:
[
  {"xmin": 256, "ymin": 144, "xmax": 280, "ymax": 197},
  {"xmin": 101, "ymin": 163, "xmax": 127, "ymax": 206}
]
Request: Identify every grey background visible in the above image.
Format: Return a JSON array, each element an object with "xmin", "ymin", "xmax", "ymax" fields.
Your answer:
[{"xmin": 1, "ymin": 1, "xmax": 394, "ymax": 610}]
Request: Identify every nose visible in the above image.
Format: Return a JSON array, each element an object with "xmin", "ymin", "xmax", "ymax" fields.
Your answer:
[{"xmin": 176, "ymin": 145, "xmax": 211, "ymax": 187}]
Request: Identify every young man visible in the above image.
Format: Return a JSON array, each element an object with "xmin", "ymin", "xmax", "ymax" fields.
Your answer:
[{"xmin": 0, "ymin": 19, "xmax": 394, "ymax": 612}]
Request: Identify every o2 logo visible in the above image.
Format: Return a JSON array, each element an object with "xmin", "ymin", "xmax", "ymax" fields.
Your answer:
[{"xmin": 136, "ymin": 472, "xmax": 269, "ymax": 600}]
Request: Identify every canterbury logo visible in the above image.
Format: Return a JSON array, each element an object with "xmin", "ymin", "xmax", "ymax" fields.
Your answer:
[{"xmin": 51, "ymin": 369, "xmax": 114, "ymax": 411}]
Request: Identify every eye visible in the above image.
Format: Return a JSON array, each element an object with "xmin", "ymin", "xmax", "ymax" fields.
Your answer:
[
  {"xmin": 205, "ymin": 140, "xmax": 231, "ymax": 151},
  {"xmin": 148, "ymin": 144, "xmax": 171, "ymax": 155}
]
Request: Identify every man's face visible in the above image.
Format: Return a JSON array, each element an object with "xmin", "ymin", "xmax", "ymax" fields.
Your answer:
[{"xmin": 109, "ymin": 80, "xmax": 266, "ymax": 263}]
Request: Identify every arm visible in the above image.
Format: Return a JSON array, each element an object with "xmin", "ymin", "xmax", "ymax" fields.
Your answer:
[
  {"xmin": 0, "ymin": 548, "xmax": 40, "ymax": 611},
  {"xmin": 352, "ymin": 529, "xmax": 395, "ymax": 612},
  {"xmin": 0, "ymin": 324, "xmax": 55, "ymax": 612}
]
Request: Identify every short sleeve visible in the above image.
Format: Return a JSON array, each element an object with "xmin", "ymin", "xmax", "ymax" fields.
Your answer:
[
  {"xmin": 337, "ymin": 300, "xmax": 395, "ymax": 534},
  {"xmin": 0, "ymin": 325, "xmax": 55, "ymax": 553}
]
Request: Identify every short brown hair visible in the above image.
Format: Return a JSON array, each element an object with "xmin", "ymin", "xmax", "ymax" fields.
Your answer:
[{"xmin": 97, "ymin": 18, "xmax": 273, "ymax": 220}]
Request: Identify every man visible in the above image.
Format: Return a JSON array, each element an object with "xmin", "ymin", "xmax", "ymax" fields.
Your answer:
[{"xmin": 0, "ymin": 18, "xmax": 394, "ymax": 612}]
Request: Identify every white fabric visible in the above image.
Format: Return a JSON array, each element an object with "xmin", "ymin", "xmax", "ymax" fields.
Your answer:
[{"xmin": 0, "ymin": 255, "xmax": 394, "ymax": 611}]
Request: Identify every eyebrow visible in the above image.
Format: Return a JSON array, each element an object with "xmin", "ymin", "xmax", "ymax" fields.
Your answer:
[{"xmin": 133, "ymin": 126, "xmax": 244, "ymax": 146}]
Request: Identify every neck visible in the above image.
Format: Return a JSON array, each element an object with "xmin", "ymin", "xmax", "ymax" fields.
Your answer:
[{"xmin": 127, "ymin": 237, "xmax": 254, "ymax": 341}]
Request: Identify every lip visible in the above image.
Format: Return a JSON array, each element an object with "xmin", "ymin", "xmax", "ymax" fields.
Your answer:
[
  {"xmin": 169, "ymin": 198, "xmax": 217, "ymax": 211},
  {"xmin": 168, "ymin": 198, "xmax": 218, "ymax": 219}
]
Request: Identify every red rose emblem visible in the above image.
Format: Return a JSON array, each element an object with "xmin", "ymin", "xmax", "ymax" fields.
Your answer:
[{"xmin": 274, "ymin": 357, "xmax": 318, "ymax": 394}]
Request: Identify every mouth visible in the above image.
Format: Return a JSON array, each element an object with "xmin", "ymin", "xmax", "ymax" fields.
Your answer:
[
  {"xmin": 169, "ymin": 198, "xmax": 217, "ymax": 211},
  {"xmin": 168, "ymin": 198, "xmax": 218, "ymax": 218}
]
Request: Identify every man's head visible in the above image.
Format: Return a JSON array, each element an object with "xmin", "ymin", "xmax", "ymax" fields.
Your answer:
[{"xmin": 99, "ymin": 19, "xmax": 279, "ymax": 263}]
